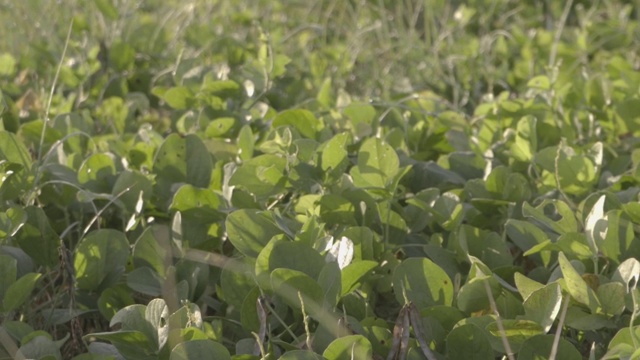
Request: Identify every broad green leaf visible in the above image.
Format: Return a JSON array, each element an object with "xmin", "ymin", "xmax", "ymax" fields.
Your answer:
[
  {"xmin": 0, "ymin": 53, "xmax": 16, "ymax": 77},
  {"xmin": 220, "ymin": 257, "xmax": 256, "ymax": 306},
  {"xmin": 19, "ymin": 334, "xmax": 63, "ymax": 360},
  {"xmin": 84, "ymin": 331, "xmax": 156, "ymax": 360},
  {"xmin": 226, "ymin": 209, "xmax": 281, "ymax": 258},
  {"xmin": 278, "ymin": 350, "xmax": 324, "ymax": 360},
  {"xmin": 162, "ymin": 86, "xmax": 194, "ymax": 110},
  {"xmin": 98, "ymin": 285, "xmax": 135, "ymax": 321},
  {"xmin": 229, "ymin": 154, "xmax": 287, "ymax": 198},
  {"xmin": 446, "ymin": 324, "xmax": 493, "ymax": 360},
  {"xmin": 514, "ymin": 272, "xmax": 545, "ymax": 302},
  {"xmin": 522, "ymin": 200, "xmax": 577, "ymax": 236},
  {"xmin": 258, "ymin": 238, "xmax": 325, "ymax": 279},
  {"xmin": 127, "ymin": 267, "xmax": 163, "ymax": 296},
  {"xmin": 92, "ymin": 0, "xmax": 118, "ymax": 20},
  {"xmin": 518, "ymin": 335, "xmax": 582, "ymax": 360},
  {"xmin": 486, "ymin": 319, "xmax": 543, "ymax": 353},
  {"xmin": 77, "ymin": 153, "xmax": 117, "ymax": 193},
  {"xmin": 133, "ymin": 226, "xmax": 170, "ymax": 277},
  {"xmin": 319, "ymin": 194, "xmax": 357, "ymax": 227},
  {"xmin": 170, "ymin": 340, "xmax": 231, "ymax": 360},
  {"xmin": 2, "ymin": 273, "xmax": 41, "ymax": 312},
  {"xmin": 584, "ymin": 194, "xmax": 607, "ymax": 255},
  {"xmin": 317, "ymin": 261, "xmax": 341, "ymax": 308},
  {"xmin": 608, "ymin": 326, "xmax": 640, "ymax": 356},
  {"xmin": 154, "ymin": 134, "xmax": 212, "ymax": 208},
  {"xmin": 0, "ymin": 131, "xmax": 32, "ymax": 169},
  {"xmin": 601, "ymin": 210, "xmax": 638, "ymax": 265},
  {"xmin": 272, "ymin": 109, "xmax": 322, "ymax": 139},
  {"xmin": 564, "ymin": 305, "xmax": 614, "ymax": 331},
  {"xmin": 320, "ymin": 132, "xmax": 352, "ymax": 182},
  {"xmin": 535, "ymin": 143, "xmax": 597, "ymax": 195},
  {"xmin": 15, "ymin": 207, "xmax": 59, "ymax": 268},
  {"xmin": 270, "ymin": 268, "xmax": 324, "ymax": 315},
  {"xmin": 0, "ymin": 206, "xmax": 27, "ymax": 239},
  {"xmin": 597, "ymin": 282, "xmax": 625, "ymax": 316},
  {"xmin": 510, "ymin": 116, "xmax": 537, "ymax": 162},
  {"xmin": 341, "ymin": 260, "xmax": 377, "ymax": 296},
  {"xmin": 392, "ymin": 257, "xmax": 454, "ymax": 308},
  {"xmin": 558, "ymin": 252, "xmax": 600, "ymax": 313},
  {"xmin": 350, "ymin": 137, "xmax": 399, "ymax": 189},
  {"xmin": 456, "ymin": 275, "xmax": 501, "ymax": 313},
  {"xmin": 111, "ymin": 170, "xmax": 153, "ymax": 214},
  {"xmin": 506, "ymin": 220, "xmax": 551, "ymax": 266},
  {"xmin": 343, "ymin": 102, "xmax": 376, "ymax": 138},
  {"xmin": 323, "ymin": 335, "xmax": 372, "ymax": 360},
  {"xmin": 237, "ymin": 125, "xmax": 254, "ymax": 162},
  {"xmin": 612, "ymin": 258, "xmax": 640, "ymax": 293},
  {"xmin": 522, "ymin": 282, "xmax": 562, "ymax": 333},
  {"xmin": 205, "ymin": 117, "xmax": 240, "ymax": 138},
  {"xmin": 0, "ymin": 254, "xmax": 16, "ymax": 300},
  {"xmin": 75, "ymin": 229, "xmax": 130, "ymax": 291},
  {"xmin": 169, "ymin": 184, "xmax": 225, "ymax": 222}
]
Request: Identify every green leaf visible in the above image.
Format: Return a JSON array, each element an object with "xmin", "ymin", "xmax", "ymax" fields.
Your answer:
[
  {"xmin": 0, "ymin": 53, "xmax": 16, "ymax": 77},
  {"xmin": 612, "ymin": 258, "xmax": 640, "ymax": 293},
  {"xmin": 258, "ymin": 239, "xmax": 325, "ymax": 280},
  {"xmin": 226, "ymin": 209, "xmax": 282, "ymax": 258},
  {"xmin": 522, "ymin": 200, "xmax": 577, "ymax": 236},
  {"xmin": 15, "ymin": 207, "xmax": 59, "ymax": 267},
  {"xmin": 518, "ymin": 335, "xmax": 582, "ymax": 360},
  {"xmin": 127, "ymin": 267, "xmax": 163, "ymax": 296},
  {"xmin": 278, "ymin": 350, "xmax": 324, "ymax": 360},
  {"xmin": 510, "ymin": 116, "xmax": 537, "ymax": 162},
  {"xmin": 514, "ymin": 272, "xmax": 545, "ymax": 302},
  {"xmin": 111, "ymin": 170, "xmax": 153, "ymax": 214},
  {"xmin": 0, "ymin": 254, "xmax": 16, "ymax": 300},
  {"xmin": 558, "ymin": 252, "xmax": 600, "ymax": 313},
  {"xmin": 320, "ymin": 132, "xmax": 352, "ymax": 182},
  {"xmin": 597, "ymin": 282, "xmax": 625, "ymax": 316},
  {"xmin": 77, "ymin": 153, "xmax": 117, "ymax": 193},
  {"xmin": 170, "ymin": 340, "xmax": 231, "ymax": 360},
  {"xmin": 237, "ymin": 125, "xmax": 255, "ymax": 162},
  {"xmin": 457, "ymin": 276, "xmax": 501, "ymax": 314},
  {"xmin": 109, "ymin": 42, "xmax": 135, "ymax": 72},
  {"xmin": 318, "ymin": 261, "xmax": 341, "ymax": 308},
  {"xmin": 75, "ymin": 229, "xmax": 130, "ymax": 292},
  {"xmin": 92, "ymin": 0, "xmax": 118, "ymax": 20},
  {"xmin": 485, "ymin": 319, "xmax": 544, "ymax": 353},
  {"xmin": 446, "ymin": 324, "xmax": 493, "ymax": 360},
  {"xmin": 350, "ymin": 137, "xmax": 399, "ymax": 189},
  {"xmin": 322, "ymin": 335, "xmax": 372, "ymax": 360},
  {"xmin": 270, "ymin": 268, "xmax": 324, "ymax": 315},
  {"xmin": 2, "ymin": 273, "xmax": 41, "ymax": 312},
  {"xmin": 170, "ymin": 184, "xmax": 225, "ymax": 222},
  {"xmin": 84, "ymin": 331, "xmax": 156, "ymax": 360},
  {"xmin": 154, "ymin": 134, "xmax": 212, "ymax": 208},
  {"xmin": 341, "ymin": 260, "xmax": 377, "ymax": 296},
  {"xmin": 97, "ymin": 285, "xmax": 135, "ymax": 321},
  {"xmin": 522, "ymin": 282, "xmax": 562, "ymax": 333},
  {"xmin": 229, "ymin": 154, "xmax": 287, "ymax": 198},
  {"xmin": 132, "ymin": 226, "xmax": 170, "ymax": 277},
  {"xmin": 392, "ymin": 257, "xmax": 454, "ymax": 308},
  {"xmin": 272, "ymin": 109, "xmax": 322, "ymax": 139}
]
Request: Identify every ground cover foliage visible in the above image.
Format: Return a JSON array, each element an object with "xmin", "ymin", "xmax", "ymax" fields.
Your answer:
[{"xmin": 1, "ymin": 0, "xmax": 640, "ymax": 359}]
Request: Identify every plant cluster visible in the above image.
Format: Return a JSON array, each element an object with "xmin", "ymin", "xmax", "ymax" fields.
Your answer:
[{"xmin": 2, "ymin": 0, "xmax": 640, "ymax": 359}]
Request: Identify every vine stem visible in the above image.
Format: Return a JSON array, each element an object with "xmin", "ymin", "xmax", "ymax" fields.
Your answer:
[
  {"xmin": 550, "ymin": 293, "xmax": 570, "ymax": 360},
  {"xmin": 484, "ymin": 279, "xmax": 515, "ymax": 360}
]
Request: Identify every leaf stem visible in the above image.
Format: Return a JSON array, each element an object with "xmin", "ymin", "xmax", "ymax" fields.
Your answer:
[
  {"xmin": 484, "ymin": 279, "xmax": 515, "ymax": 360},
  {"xmin": 549, "ymin": 293, "xmax": 570, "ymax": 360}
]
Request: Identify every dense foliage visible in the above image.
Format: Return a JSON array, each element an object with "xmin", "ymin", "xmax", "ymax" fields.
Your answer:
[{"xmin": 2, "ymin": 0, "xmax": 640, "ymax": 359}]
